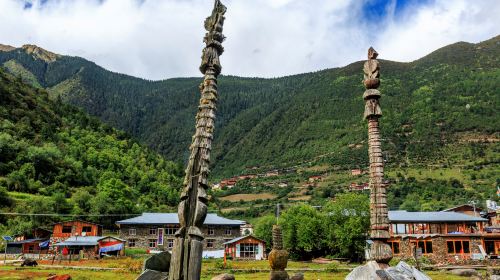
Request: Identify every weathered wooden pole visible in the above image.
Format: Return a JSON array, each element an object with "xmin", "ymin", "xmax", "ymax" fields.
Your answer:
[
  {"xmin": 363, "ymin": 47, "xmax": 392, "ymax": 264},
  {"xmin": 168, "ymin": 1, "xmax": 226, "ymax": 279}
]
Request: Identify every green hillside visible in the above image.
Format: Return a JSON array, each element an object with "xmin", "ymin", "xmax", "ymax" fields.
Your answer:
[
  {"xmin": 0, "ymin": 68, "xmax": 183, "ymax": 235},
  {"xmin": 0, "ymin": 37, "xmax": 499, "ymax": 215}
]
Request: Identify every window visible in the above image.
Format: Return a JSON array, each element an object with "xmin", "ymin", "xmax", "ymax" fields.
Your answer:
[
  {"xmin": 206, "ymin": 239, "xmax": 215, "ymax": 248},
  {"xmin": 224, "ymin": 228, "xmax": 232, "ymax": 235},
  {"xmin": 129, "ymin": 228, "xmax": 136, "ymax": 236},
  {"xmin": 411, "ymin": 240, "xmax": 433, "ymax": 254},
  {"xmin": 128, "ymin": 239, "xmax": 136, "ymax": 247},
  {"xmin": 62, "ymin": 226, "xmax": 72, "ymax": 233},
  {"xmin": 167, "ymin": 239, "xmax": 174, "ymax": 249},
  {"xmin": 28, "ymin": 245, "xmax": 35, "ymax": 253},
  {"xmin": 166, "ymin": 226, "xmax": 179, "ymax": 235},
  {"xmin": 447, "ymin": 240, "xmax": 470, "ymax": 254},
  {"xmin": 149, "ymin": 239, "xmax": 157, "ymax": 248},
  {"xmin": 389, "ymin": 241, "xmax": 400, "ymax": 255},
  {"xmin": 239, "ymin": 243, "xmax": 258, "ymax": 258},
  {"xmin": 150, "ymin": 228, "xmax": 157, "ymax": 235},
  {"xmin": 82, "ymin": 226, "xmax": 92, "ymax": 233},
  {"xmin": 208, "ymin": 227, "xmax": 215, "ymax": 236}
]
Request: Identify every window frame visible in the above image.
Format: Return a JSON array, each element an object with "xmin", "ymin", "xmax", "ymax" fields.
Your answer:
[
  {"xmin": 82, "ymin": 226, "xmax": 92, "ymax": 233},
  {"xmin": 129, "ymin": 228, "xmax": 137, "ymax": 236},
  {"xmin": 148, "ymin": 239, "xmax": 157, "ymax": 248},
  {"xmin": 411, "ymin": 240, "xmax": 433, "ymax": 254},
  {"xmin": 206, "ymin": 239, "xmax": 215, "ymax": 248},
  {"xmin": 208, "ymin": 227, "xmax": 215, "ymax": 236},
  {"xmin": 128, "ymin": 239, "xmax": 136, "ymax": 248},
  {"xmin": 447, "ymin": 240, "xmax": 470, "ymax": 254},
  {"xmin": 224, "ymin": 228, "xmax": 232, "ymax": 236},
  {"xmin": 149, "ymin": 227, "xmax": 157, "ymax": 235},
  {"xmin": 62, "ymin": 226, "xmax": 72, "ymax": 234}
]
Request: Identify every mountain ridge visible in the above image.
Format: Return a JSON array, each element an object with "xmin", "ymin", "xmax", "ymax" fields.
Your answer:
[{"xmin": 0, "ymin": 36, "xmax": 498, "ymax": 180}]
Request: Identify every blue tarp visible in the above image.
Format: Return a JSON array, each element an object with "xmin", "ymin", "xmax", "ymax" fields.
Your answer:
[
  {"xmin": 99, "ymin": 243, "xmax": 123, "ymax": 254},
  {"xmin": 39, "ymin": 240, "xmax": 50, "ymax": 248}
]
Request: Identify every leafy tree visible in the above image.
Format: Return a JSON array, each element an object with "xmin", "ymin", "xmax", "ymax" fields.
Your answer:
[{"xmin": 253, "ymin": 215, "xmax": 276, "ymax": 250}]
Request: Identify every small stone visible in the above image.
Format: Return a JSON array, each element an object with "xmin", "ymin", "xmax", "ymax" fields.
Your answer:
[
  {"xmin": 211, "ymin": 273, "xmax": 235, "ymax": 280},
  {"xmin": 47, "ymin": 275, "xmax": 72, "ymax": 280},
  {"xmin": 491, "ymin": 275, "xmax": 500, "ymax": 280},
  {"xmin": 450, "ymin": 269, "xmax": 478, "ymax": 277},
  {"xmin": 290, "ymin": 272, "xmax": 304, "ymax": 280}
]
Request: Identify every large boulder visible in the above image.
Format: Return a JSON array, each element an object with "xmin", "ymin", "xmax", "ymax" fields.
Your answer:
[
  {"xmin": 270, "ymin": 270, "xmax": 289, "ymax": 280},
  {"xmin": 143, "ymin": 251, "xmax": 171, "ymax": 272},
  {"xmin": 345, "ymin": 261, "xmax": 432, "ymax": 280},
  {"xmin": 269, "ymin": 249, "xmax": 289, "ymax": 270},
  {"xmin": 211, "ymin": 274, "xmax": 235, "ymax": 280}
]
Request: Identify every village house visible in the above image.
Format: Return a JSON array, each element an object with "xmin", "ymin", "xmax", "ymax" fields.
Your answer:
[
  {"xmin": 351, "ymin": 169, "xmax": 363, "ymax": 176},
  {"xmin": 386, "ymin": 210, "xmax": 500, "ymax": 263},
  {"xmin": 223, "ymin": 235, "xmax": 266, "ymax": 260},
  {"xmin": 308, "ymin": 175, "xmax": 322, "ymax": 183},
  {"xmin": 50, "ymin": 220, "xmax": 102, "ymax": 246},
  {"xmin": 349, "ymin": 182, "xmax": 369, "ymax": 191},
  {"xmin": 54, "ymin": 236, "xmax": 125, "ymax": 258},
  {"xmin": 116, "ymin": 213, "xmax": 245, "ymax": 253}
]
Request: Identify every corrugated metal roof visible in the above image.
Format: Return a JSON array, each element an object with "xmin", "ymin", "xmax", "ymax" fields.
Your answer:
[
  {"xmin": 388, "ymin": 210, "xmax": 487, "ymax": 222},
  {"xmin": 8, "ymin": 238, "xmax": 48, "ymax": 245},
  {"xmin": 222, "ymin": 235, "xmax": 265, "ymax": 245},
  {"xmin": 116, "ymin": 213, "xmax": 245, "ymax": 226},
  {"xmin": 55, "ymin": 236, "xmax": 123, "ymax": 246}
]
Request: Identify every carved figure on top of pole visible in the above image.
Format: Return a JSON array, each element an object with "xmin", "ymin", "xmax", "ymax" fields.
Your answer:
[
  {"xmin": 363, "ymin": 47, "xmax": 392, "ymax": 264},
  {"xmin": 168, "ymin": 1, "xmax": 226, "ymax": 279}
]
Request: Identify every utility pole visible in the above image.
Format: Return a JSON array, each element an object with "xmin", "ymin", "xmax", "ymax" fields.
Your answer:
[
  {"xmin": 168, "ymin": 1, "xmax": 226, "ymax": 280},
  {"xmin": 363, "ymin": 47, "xmax": 392, "ymax": 264}
]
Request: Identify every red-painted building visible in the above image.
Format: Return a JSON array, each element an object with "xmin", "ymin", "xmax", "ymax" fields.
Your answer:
[
  {"xmin": 51, "ymin": 220, "xmax": 102, "ymax": 245},
  {"xmin": 223, "ymin": 235, "xmax": 266, "ymax": 260}
]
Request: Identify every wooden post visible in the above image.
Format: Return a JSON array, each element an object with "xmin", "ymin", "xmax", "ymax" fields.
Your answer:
[
  {"xmin": 168, "ymin": 1, "xmax": 226, "ymax": 280},
  {"xmin": 363, "ymin": 47, "xmax": 392, "ymax": 264}
]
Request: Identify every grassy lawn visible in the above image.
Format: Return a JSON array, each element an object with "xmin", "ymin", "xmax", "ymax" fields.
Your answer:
[{"xmin": 0, "ymin": 259, "xmax": 475, "ymax": 279}]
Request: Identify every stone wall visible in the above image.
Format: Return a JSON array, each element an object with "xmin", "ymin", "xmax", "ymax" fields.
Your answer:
[
  {"xmin": 119, "ymin": 224, "xmax": 240, "ymax": 250},
  {"xmin": 393, "ymin": 236, "xmax": 492, "ymax": 265}
]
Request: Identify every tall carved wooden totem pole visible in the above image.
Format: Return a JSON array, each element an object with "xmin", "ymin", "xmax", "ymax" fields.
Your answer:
[
  {"xmin": 168, "ymin": 1, "xmax": 226, "ymax": 279},
  {"xmin": 363, "ymin": 47, "xmax": 392, "ymax": 264}
]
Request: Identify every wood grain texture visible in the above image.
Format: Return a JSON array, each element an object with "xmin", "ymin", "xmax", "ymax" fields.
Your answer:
[{"xmin": 169, "ymin": 1, "xmax": 226, "ymax": 279}]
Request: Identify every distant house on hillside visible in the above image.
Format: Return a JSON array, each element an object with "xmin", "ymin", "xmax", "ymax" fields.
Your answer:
[
  {"xmin": 349, "ymin": 182, "xmax": 369, "ymax": 191},
  {"xmin": 351, "ymin": 169, "xmax": 363, "ymax": 176},
  {"xmin": 308, "ymin": 175, "xmax": 322, "ymax": 183},
  {"xmin": 265, "ymin": 170, "xmax": 279, "ymax": 177},
  {"xmin": 116, "ymin": 213, "xmax": 245, "ymax": 253}
]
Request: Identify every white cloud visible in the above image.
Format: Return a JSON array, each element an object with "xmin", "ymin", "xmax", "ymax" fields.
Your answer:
[{"xmin": 0, "ymin": 0, "xmax": 498, "ymax": 80}]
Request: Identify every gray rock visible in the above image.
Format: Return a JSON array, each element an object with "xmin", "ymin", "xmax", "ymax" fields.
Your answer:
[
  {"xmin": 450, "ymin": 269, "xmax": 478, "ymax": 277},
  {"xmin": 136, "ymin": 269, "xmax": 168, "ymax": 280},
  {"xmin": 395, "ymin": 261, "xmax": 414, "ymax": 277},
  {"xmin": 412, "ymin": 267, "xmax": 432, "ymax": 280},
  {"xmin": 385, "ymin": 267, "xmax": 413, "ymax": 280},
  {"xmin": 211, "ymin": 274, "xmax": 235, "ymax": 280},
  {"xmin": 376, "ymin": 269, "xmax": 395, "ymax": 280},
  {"xmin": 143, "ymin": 251, "xmax": 171, "ymax": 273},
  {"xmin": 491, "ymin": 275, "xmax": 500, "ymax": 280},
  {"xmin": 290, "ymin": 272, "xmax": 304, "ymax": 280},
  {"xmin": 345, "ymin": 261, "xmax": 381, "ymax": 280}
]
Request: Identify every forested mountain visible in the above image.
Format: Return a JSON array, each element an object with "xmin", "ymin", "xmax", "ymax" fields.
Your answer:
[
  {"xmin": 0, "ymin": 37, "xmax": 498, "ymax": 182},
  {"xmin": 0, "ymin": 68, "xmax": 183, "ymax": 234}
]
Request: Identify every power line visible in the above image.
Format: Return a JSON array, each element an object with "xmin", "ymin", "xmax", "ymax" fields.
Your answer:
[{"xmin": 0, "ymin": 212, "xmax": 140, "ymax": 217}]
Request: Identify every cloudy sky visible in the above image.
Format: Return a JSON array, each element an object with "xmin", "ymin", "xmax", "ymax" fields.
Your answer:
[{"xmin": 0, "ymin": 0, "xmax": 498, "ymax": 80}]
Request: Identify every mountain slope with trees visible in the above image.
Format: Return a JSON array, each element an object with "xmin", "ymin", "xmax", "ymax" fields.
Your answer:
[
  {"xmin": 0, "ymin": 37, "xmax": 498, "ymax": 213},
  {"xmin": 0, "ymin": 68, "xmax": 183, "ymax": 235}
]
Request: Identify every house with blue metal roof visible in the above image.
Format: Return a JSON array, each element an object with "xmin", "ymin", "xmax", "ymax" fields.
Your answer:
[
  {"xmin": 385, "ymin": 209, "xmax": 500, "ymax": 263},
  {"xmin": 116, "ymin": 213, "xmax": 245, "ymax": 252}
]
